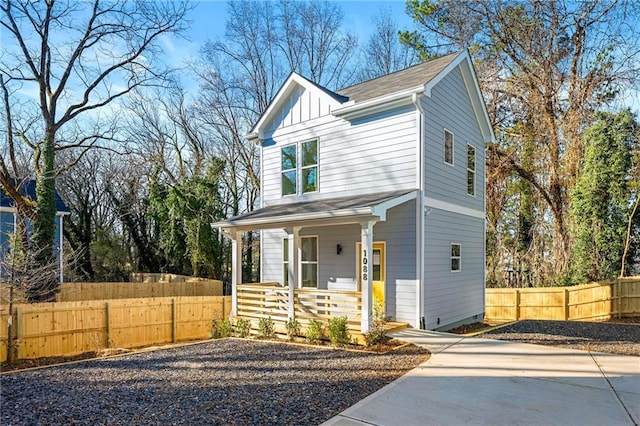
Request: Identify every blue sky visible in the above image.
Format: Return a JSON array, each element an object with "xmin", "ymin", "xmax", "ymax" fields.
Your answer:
[{"xmin": 163, "ymin": 0, "xmax": 414, "ymax": 91}]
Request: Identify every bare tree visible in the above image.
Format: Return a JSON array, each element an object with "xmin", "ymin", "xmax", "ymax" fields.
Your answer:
[
  {"xmin": 0, "ymin": 0, "xmax": 190, "ymax": 299},
  {"xmin": 356, "ymin": 7, "xmax": 418, "ymax": 81},
  {"xmin": 402, "ymin": 0, "xmax": 640, "ymax": 284}
]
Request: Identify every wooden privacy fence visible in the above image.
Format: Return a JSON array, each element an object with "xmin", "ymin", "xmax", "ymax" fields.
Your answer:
[
  {"xmin": 485, "ymin": 277, "xmax": 640, "ymax": 322},
  {"xmin": 0, "ymin": 296, "xmax": 231, "ymax": 362},
  {"xmin": 0, "ymin": 279, "xmax": 223, "ymax": 303}
]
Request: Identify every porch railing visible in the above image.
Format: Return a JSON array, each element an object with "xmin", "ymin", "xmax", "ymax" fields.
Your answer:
[{"xmin": 236, "ymin": 283, "xmax": 361, "ymax": 327}]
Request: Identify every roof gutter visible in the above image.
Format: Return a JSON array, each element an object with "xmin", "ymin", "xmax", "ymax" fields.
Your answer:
[{"xmin": 332, "ymin": 85, "xmax": 425, "ymax": 121}]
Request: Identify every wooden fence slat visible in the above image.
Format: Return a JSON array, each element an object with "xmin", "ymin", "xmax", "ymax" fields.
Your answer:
[
  {"xmin": 485, "ymin": 278, "xmax": 640, "ymax": 322},
  {"xmin": 0, "ymin": 296, "xmax": 231, "ymax": 362}
]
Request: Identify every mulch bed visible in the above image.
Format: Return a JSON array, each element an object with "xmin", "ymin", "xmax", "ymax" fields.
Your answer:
[
  {"xmin": 448, "ymin": 317, "xmax": 640, "ymax": 356},
  {"xmin": 0, "ymin": 339, "xmax": 430, "ymax": 425}
]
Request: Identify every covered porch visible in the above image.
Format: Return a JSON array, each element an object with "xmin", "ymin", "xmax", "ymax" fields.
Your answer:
[{"xmin": 213, "ymin": 190, "xmax": 417, "ymax": 335}]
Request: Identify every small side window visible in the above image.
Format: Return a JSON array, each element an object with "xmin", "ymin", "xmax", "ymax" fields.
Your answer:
[
  {"xmin": 451, "ymin": 243, "xmax": 461, "ymax": 272},
  {"xmin": 467, "ymin": 144, "xmax": 476, "ymax": 196},
  {"xmin": 444, "ymin": 129, "xmax": 454, "ymax": 165}
]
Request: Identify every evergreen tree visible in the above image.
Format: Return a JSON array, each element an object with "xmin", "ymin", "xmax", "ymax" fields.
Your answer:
[{"xmin": 570, "ymin": 110, "xmax": 638, "ymax": 283}]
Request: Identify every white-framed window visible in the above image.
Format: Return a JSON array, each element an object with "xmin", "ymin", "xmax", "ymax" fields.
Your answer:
[
  {"xmin": 282, "ymin": 238, "xmax": 289, "ymax": 286},
  {"xmin": 281, "ymin": 139, "xmax": 318, "ymax": 196},
  {"xmin": 444, "ymin": 129, "xmax": 454, "ymax": 165},
  {"xmin": 301, "ymin": 140, "xmax": 318, "ymax": 193},
  {"xmin": 451, "ymin": 243, "xmax": 461, "ymax": 272},
  {"xmin": 300, "ymin": 236, "xmax": 318, "ymax": 288},
  {"xmin": 467, "ymin": 144, "xmax": 476, "ymax": 196},
  {"xmin": 281, "ymin": 144, "xmax": 297, "ymax": 196}
]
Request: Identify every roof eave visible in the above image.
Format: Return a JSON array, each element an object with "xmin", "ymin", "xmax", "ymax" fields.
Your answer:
[{"xmin": 332, "ymin": 85, "xmax": 425, "ymax": 121}]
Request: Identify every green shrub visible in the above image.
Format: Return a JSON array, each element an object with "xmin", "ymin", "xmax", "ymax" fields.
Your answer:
[
  {"xmin": 327, "ymin": 316, "xmax": 351, "ymax": 347},
  {"xmin": 305, "ymin": 319, "xmax": 324, "ymax": 344},
  {"xmin": 219, "ymin": 319, "xmax": 233, "ymax": 338},
  {"xmin": 257, "ymin": 316, "xmax": 275, "ymax": 338},
  {"xmin": 363, "ymin": 301, "xmax": 390, "ymax": 346},
  {"xmin": 235, "ymin": 318, "xmax": 252, "ymax": 338},
  {"xmin": 285, "ymin": 317, "xmax": 302, "ymax": 341},
  {"xmin": 363, "ymin": 326, "xmax": 390, "ymax": 346}
]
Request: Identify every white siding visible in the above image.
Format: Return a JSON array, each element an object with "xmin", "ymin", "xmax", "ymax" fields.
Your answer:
[
  {"xmin": 423, "ymin": 208, "xmax": 484, "ymax": 330},
  {"xmin": 267, "ymin": 86, "xmax": 333, "ymax": 132},
  {"xmin": 261, "ymin": 105, "xmax": 417, "ymax": 205}
]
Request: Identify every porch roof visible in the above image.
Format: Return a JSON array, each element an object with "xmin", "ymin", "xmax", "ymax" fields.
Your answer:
[{"xmin": 213, "ymin": 190, "xmax": 417, "ymax": 232}]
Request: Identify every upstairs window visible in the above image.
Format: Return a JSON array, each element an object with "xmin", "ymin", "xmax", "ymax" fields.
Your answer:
[
  {"xmin": 467, "ymin": 144, "xmax": 476, "ymax": 196},
  {"xmin": 451, "ymin": 243, "xmax": 461, "ymax": 272},
  {"xmin": 281, "ymin": 144, "xmax": 297, "ymax": 196},
  {"xmin": 301, "ymin": 140, "xmax": 318, "ymax": 193},
  {"xmin": 281, "ymin": 139, "xmax": 318, "ymax": 196},
  {"xmin": 444, "ymin": 129, "xmax": 454, "ymax": 165}
]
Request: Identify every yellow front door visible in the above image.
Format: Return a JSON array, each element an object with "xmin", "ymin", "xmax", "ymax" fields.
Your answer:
[{"xmin": 359, "ymin": 242, "xmax": 386, "ymax": 314}]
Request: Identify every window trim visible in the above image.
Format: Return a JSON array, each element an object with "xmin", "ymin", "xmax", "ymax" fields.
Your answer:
[
  {"xmin": 451, "ymin": 243, "xmax": 461, "ymax": 273},
  {"xmin": 280, "ymin": 139, "xmax": 319, "ymax": 197},
  {"xmin": 301, "ymin": 139, "xmax": 319, "ymax": 194},
  {"xmin": 444, "ymin": 129, "xmax": 454, "ymax": 166},
  {"xmin": 467, "ymin": 143, "xmax": 476, "ymax": 196},
  {"xmin": 300, "ymin": 235, "xmax": 319, "ymax": 288},
  {"xmin": 281, "ymin": 143, "xmax": 298, "ymax": 197}
]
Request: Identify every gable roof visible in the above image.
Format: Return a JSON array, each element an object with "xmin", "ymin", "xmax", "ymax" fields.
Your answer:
[
  {"xmin": 336, "ymin": 52, "xmax": 460, "ymax": 103},
  {"xmin": 247, "ymin": 50, "xmax": 495, "ymax": 143},
  {"xmin": 1, "ymin": 180, "xmax": 70, "ymax": 213}
]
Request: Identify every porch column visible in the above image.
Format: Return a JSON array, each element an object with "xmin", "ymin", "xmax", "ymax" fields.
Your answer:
[
  {"xmin": 231, "ymin": 230, "xmax": 243, "ymax": 317},
  {"xmin": 287, "ymin": 227, "xmax": 301, "ymax": 319},
  {"xmin": 360, "ymin": 221, "xmax": 376, "ymax": 333}
]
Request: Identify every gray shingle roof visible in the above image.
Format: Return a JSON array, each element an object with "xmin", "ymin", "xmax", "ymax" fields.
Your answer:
[
  {"xmin": 215, "ymin": 190, "xmax": 415, "ymax": 229},
  {"xmin": 337, "ymin": 52, "xmax": 460, "ymax": 103}
]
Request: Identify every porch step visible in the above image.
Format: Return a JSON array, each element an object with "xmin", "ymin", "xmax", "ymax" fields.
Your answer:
[{"xmin": 383, "ymin": 321, "xmax": 410, "ymax": 334}]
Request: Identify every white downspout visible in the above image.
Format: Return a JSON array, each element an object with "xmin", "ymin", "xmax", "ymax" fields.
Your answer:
[{"xmin": 412, "ymin": 92, "xmax": 426, "ymax": 329}]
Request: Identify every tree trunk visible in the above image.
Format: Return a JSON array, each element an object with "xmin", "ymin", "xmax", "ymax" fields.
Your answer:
[{"xmin": 29, "ymin": 133, "xmax": 58, "ymax": 302}]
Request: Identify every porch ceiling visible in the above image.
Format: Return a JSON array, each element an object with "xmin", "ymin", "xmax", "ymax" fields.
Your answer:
[{"xmin": 213, "ymin": 189, "xmax": 417, "ymax": 232}]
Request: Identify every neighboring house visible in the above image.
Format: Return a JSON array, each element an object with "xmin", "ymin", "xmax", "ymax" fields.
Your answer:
[
  {"xmin": 0, "ymin": 181, "xmax": 70, "ymax": 282},
  {"xmin": 214, "ymin": 50, "xmax": 495, "ymax": 333}
]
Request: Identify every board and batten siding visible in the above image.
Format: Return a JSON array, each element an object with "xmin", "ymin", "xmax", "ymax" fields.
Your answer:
[
  {"xmin": 260, "ymin": 201, "xmax": 417, "ymax": 325},
  {"xmin": 423, "ymin": 208, "xmax": 484, "ymax": 330},
  {"xmin": 267, "ymin": 85, "xmax": 335, "ymax": 132},
  {"xmin": 421, "ymin": 66, "xmax": 485, "ymax": 212},
  {"xmin": 261, "ymin": 104, "xmax": 417, "ymax": 205}
]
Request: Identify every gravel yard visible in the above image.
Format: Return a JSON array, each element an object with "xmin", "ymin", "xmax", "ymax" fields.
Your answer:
[
  {"xmin": 0, "ymin": 339, "xmax": 429, "ymax": 426},
  {"xmin": 478, "ymin": 319, "xmax": 640, "ymax": 356}
]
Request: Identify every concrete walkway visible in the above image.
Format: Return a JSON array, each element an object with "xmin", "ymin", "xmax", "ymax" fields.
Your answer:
[{"xmin": 323, "ymin": 329, "xmax": 640, "ymax": 426}]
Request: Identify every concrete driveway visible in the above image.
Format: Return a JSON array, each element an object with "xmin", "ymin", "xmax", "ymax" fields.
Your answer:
[{"xmin": 323, "ymin": 329, "xmax": 639, "ymax": 426}]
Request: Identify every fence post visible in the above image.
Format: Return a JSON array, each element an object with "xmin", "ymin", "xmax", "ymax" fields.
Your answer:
[
  {"xmin": 105, "ymin": 302, "xmax": 111, "ymax": 348},
  {"xmin": 514, "ymin": 289, "xmax": 520, "ymax": 321},
  {"xmin": 563, "ymin": 289, "xmax": 570, "ymax": 320},
  {"xmin": 172, "ymin": 298, "xmax": 177, "ymax": 343}
]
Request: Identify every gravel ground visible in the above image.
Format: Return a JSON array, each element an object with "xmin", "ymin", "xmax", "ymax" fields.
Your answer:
[
  {"xmin": 0, "ymin": 339, "xmax": 429, "ymax": 426},
  {"xmin": 479, "ymin": 320, "xmax": 640, "ymax": 356}
]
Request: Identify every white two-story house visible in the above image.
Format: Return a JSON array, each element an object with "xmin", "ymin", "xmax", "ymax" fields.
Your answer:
[{"xmin": 215, "ymin": 50, "xmax": 495, "ymax": 334}]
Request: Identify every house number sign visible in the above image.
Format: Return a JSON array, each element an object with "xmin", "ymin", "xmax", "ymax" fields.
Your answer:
[{"xmin": 362, "ymin": 249, "xmax": 369, "ymax": 282}]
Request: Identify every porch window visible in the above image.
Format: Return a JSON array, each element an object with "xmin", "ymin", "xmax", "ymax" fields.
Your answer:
[
  {"xmin": 451, "ymin": 243, "xmax": 461, "ymax": 272},
  {"xmin": 467, "ymin": 144, "xmax": 476, "ymax": 196},
  {"xmin": 283, "ymin": 238, "xmax": 289, "ymax": 286},
  {"xmin": 281, "ymin": 144, "xmax": 297, "ymax": 196},
  {"xmin": 301, "ymin": 140, "xmax": 318, "ymax": 193},
  {"xmin": 444, "ymin": 129, "xmax": 454, "ymax": 165},
  {"xmin": 301, "ymin": 236, "xmax": 318, "ymax": 288}
]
